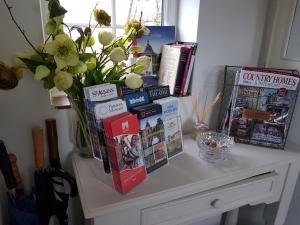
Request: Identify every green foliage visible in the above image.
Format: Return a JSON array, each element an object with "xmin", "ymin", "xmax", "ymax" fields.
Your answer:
[
  {"xmin": 19, "ymin": 57, "xmax": 43, "ymax": 73},
  {"xmin": 71, "ymin": 26, "xmax": 84, "ymax": 51},
  {"xmin": 48, "ymin": 0, "xmax": 67, "ymax": 19},
  {"xmin": 43, "ymin": 73, "xmax": 55, "ymax": 89},
  {"xmin": 79, "ymin": 53, "xmax": 94, "ymax": 62}
]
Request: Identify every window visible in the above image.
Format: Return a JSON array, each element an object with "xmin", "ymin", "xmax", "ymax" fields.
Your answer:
[
  {"xmin": 41, "ymin": 0, "xmax": 176, "ymax": 108},
  {"xmin": 60, "ymin": 0, "xmax": 162, "ymax": 52},
  {"xmin": 61, "ymin": 0, "xmax": 162, "ymax": 33}
]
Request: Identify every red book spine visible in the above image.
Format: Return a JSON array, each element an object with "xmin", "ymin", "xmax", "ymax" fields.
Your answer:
[{"xmin": 179, "ymin": 47, "xmax": 192, "ymax": 96}]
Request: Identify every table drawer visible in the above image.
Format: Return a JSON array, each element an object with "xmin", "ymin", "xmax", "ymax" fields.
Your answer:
[{"xmin": 141, "ymin": 172, "xmax": 278, "ymax": 225}]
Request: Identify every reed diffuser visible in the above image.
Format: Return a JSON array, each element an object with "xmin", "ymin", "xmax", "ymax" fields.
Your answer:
[{"xmin": 191, "ymin": 92, "xmax": 221, "ymax": 139}]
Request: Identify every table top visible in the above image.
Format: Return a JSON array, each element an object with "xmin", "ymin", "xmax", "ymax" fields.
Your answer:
[{"xmin": 72, "ymin": 135, "xmax": 300, "ymax": 218}]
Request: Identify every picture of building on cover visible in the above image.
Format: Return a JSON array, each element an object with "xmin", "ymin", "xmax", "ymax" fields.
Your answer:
[{"xmin": 140, "ymin": 114, "xmax": 165, "ymax": 149}]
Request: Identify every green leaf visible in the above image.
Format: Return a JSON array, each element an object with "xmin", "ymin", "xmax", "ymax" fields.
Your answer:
[
  {"xmin": 79, "ymin": 53, "xmax": 94, "ymax": 62},
  {"xmin": 48, "ymin": 0, "xmax": 67, "ymax": 19},
  {"xmin": 71, "ymin": 26, "xmax": 84, "ymax": 36},
  {"xmin": 75, "ymin": 36, "xmax": 84, "ymax": 52},
  {"xmin": 93, "ymin": 70, "xmax": 105, "ymax": 84},
  {"xmin": 83, "ymin": 72, "xmax": 95, "ymax": 86},
  {"xmin": 19, "ymin": 57, "xmax": 42, "ymax": 73},
  {"xmin": 43, "ymin": 74, "xmax": 55, "ymax": 89}
]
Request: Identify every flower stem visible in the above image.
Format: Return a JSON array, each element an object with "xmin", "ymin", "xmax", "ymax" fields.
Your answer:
[
  {"xmin": 3, "ymin": 0, "xmax": 42, "ymax": 57},
  {"xmin": 67, "ymin": 94, "xmax": 91, "ymax": 149}
]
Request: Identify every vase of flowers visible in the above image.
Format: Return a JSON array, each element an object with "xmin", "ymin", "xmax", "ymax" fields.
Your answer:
[{"xmin": 3, "ymin": 0, "xmax": 151, "ymax": 156}]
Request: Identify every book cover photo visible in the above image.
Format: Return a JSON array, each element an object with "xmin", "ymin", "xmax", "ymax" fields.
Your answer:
[
  {"xmin": 103, "ymin": 113, "xmax": 146, "ymax": 193},
  {"xmin": 133, "ymin": 26, "xmax": 176, "ymax": 76},
  {"xmin": 132, "ymin": 104, "xmax": 168, "ymax": 173}
]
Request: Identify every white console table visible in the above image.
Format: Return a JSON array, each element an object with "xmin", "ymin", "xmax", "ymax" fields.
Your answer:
[{"xmin": 72, "ymin": 136, "xmax": 300, "ymax": 225}]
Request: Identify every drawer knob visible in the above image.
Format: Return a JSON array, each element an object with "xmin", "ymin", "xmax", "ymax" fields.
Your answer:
[{"xmin": 211, "ymin": 199, "xmax": 222, "ymax": 208}]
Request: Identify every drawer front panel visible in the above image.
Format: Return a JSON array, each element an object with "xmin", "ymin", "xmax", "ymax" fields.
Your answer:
[{"xmin": 141, "ymin": 172, "xmax": 278, "ymax": 225}]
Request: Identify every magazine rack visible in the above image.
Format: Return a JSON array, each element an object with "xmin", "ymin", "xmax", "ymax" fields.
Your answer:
[{"xmin": 217, "ymin": 66, "xmax": 299, "ymax": 149}]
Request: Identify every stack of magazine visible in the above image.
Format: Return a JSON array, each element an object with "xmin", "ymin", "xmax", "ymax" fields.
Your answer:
[{"xmin": 217, "ymin": 66, "xmax": 300, "ymax": 149}]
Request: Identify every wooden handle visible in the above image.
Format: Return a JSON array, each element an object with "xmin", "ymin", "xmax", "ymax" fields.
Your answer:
[
  {"xmin": 45, "ymin": 119, "xmax": 60, "ymax": 165},
  {"xmin": 32, "ymin": 127, "xmax": 45, "ymax": 170},
  {"xmin": 8, "ymin": 153, "xmax": 24, "ymax": 196}
]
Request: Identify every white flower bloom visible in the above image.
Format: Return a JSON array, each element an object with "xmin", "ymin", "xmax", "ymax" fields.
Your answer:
[
  {"xmin": 33, "ymin": 65, "xmax": 50, "ymax": 80},
  {"xmin": 54, "ymin": 71, "xmax": 73, "ymax": 91},
  {"xmin": 130, "ymin": 45, "xmax": 144, "ymax": 54},
  {"xmin": 70, "ymin": 61, "xmax": 87, "ymax": 74},
  {"xmin": 98, "ymin": 31, "xmax": 114, "ymax": 46},
  {"xmin": 136, "ymin": 55, "xmax": 151, "ymax": 69},
  {"xmin": 125, "ymin": 73, "xmax": 143, "ymax": 89},
  {"xmin": 109, "ymin": 47, "xmax": 126, "ymax": 64}
]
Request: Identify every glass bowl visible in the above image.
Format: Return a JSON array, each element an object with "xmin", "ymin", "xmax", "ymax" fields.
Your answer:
[{"xmin": 196, "ymin": 132, "xmax": 234, "ymax": 163}]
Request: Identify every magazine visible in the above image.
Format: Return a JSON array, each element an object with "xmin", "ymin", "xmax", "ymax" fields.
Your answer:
[
  {"xmin": 132, "ymin": 26, "xmax": 176, "ymax": 76},
  {"xmin": 227, "ymin": 67, "xmax": 299, "ymax": 149}
]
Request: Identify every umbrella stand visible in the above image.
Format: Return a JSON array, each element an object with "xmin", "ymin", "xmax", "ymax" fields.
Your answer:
[{"xmin": 32, "ymin": 127, "xmax": 52, "ymax": 225}]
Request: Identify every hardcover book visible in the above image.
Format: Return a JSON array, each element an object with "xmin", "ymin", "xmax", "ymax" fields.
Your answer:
[
  {"xmin": 131, "ymin": 104, "xmax": 168, "ymax": 173},
  {"xmin": 228, "ymin": 67, "xmax": 300, "ymax": 149},
  {"xmin": 103, "ymin": 112, "xmax": 146, "ymax": 193},
  {"xmin": 158, "ymin": 45, "xmax": 182, "ymax": 95},
  {"xmin": 171, "ymin": 45, "xmax": 192, "ymax": 95},
  {"xmin": 175, "ymin": 42, "xmax": 198, "ymax": 96},
  {"xmin": 133, "ymin": 26, "xmax": 176, "ymax": 76}
]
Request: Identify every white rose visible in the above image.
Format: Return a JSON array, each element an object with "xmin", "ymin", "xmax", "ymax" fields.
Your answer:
[
  {"xmin": 54, "ymin": 71, "xmax": 73, "ymax": 91},
  {"xmin": 109, "ymin": 47, "xmax": 126, "ymax": 64},
  {"xmin": 98, "ymin": 31, "xmax": 114, "ymax": 46},
  {"xmin": 33, "ymin": 65, "xmax": 50, "ymax": 80},
  {"xmin": 70, "ymin": 61, "xmax": 87, "ymax": 74},
  {"xmin": 125, "ymin": 73, "xmax": 143, "ymax": 89},
  {"xmin": 136, "ymin": 56, "xmax": 151, "ymax": 69}
]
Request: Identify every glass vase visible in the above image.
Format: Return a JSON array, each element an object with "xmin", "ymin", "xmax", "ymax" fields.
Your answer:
[{"xmin": 68, "ymin": 96, "xmax": 94, "ymax": 158}]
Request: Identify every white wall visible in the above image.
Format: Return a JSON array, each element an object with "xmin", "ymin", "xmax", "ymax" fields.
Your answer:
[
  {"xmin": 263, "ymin": 0, "xmax": 300, "ymax": 224},
  {"xmin": 177, "ymin": 0, "xmax": 269, "ymax": 225},
  {"xmin": 179, "ymin": 0, "xmax": 270, "ymax": 132},
  {"xmin": 0, "ymin": 0, "xmax": 83, "ymax": 224}
]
